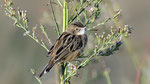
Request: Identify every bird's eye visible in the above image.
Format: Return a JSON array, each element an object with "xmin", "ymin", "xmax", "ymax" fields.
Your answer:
[{"xmin": 76, "ymin": 28, "xmax": 79, "ymax": 30}]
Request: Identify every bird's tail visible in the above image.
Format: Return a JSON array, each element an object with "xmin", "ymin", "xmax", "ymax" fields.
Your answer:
[{"xmin": 38, "ymin": 59, "xmax": 55, "ymax": 78}]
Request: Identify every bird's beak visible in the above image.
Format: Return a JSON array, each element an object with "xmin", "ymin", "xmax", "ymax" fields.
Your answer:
[{"xmin": 77, "ymin": 27, "xmax": 86, "ymax": 35}]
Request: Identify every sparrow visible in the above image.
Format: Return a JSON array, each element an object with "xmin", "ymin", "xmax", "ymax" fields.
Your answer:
[{"xmin": 38, "ymin": 22, "xmax": 88, "ymax": 78}]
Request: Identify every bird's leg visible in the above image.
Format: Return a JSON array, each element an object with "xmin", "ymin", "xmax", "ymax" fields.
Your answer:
[{"xmin": 65, "ymin": 61, "xmax": 78, "ymax": 73}]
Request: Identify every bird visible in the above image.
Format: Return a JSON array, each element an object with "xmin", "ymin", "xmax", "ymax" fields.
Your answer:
[{"xmin": 38, "ymin": 22, "xmax": 88, "ymax": 78}]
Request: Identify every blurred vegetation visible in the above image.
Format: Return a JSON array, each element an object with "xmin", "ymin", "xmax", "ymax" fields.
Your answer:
[{"xmin": 1, "ymin": 0, "xmax": 150, "ymax": 84}]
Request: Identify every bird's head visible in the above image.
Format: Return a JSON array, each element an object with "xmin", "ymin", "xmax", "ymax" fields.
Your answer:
[{"xmin": 66, "ymin": 22, "xmax": 86, "ymax": 35}]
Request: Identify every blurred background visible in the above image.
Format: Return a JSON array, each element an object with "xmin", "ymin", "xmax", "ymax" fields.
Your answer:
[{"xmin": 0, "ymin": 0, "xmax": 150, "ymax": 84}]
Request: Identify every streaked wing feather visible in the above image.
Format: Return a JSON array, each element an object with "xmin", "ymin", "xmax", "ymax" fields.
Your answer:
[
  {"xmin": 51, "ymin": 32, "xmax": 74, "ymax": 60},
  {"xmin": 50, "ymin": 32, "xmax": 87, "ymax": 62}
]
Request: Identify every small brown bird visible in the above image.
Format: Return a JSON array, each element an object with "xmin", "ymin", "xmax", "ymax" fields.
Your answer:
[{"xmin": 38, "ymin": 22, "xmax": 88, "ymax": 78}]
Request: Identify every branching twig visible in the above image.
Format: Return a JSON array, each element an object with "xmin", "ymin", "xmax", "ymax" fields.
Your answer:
[
  {"xmin": 31, "ymin": 69, "xmax": 43, "ymax": 84},
  {"xmin": 2, "ymin": 0, "xmax": 49, "ymax": 52},
  {"xmin": 64, "ymin": 25, "xmax": 133, "ymax": 81},
  {"xmin": 87, "ymin": 9, "xmax": 121, "ymax": 31},
  {"xmin": 69, "ymin": 0, "xmax": 95, "ymax": 24}
]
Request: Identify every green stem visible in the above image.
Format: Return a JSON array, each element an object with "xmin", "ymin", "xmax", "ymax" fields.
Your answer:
[
  {"xmin": 87, "ymin": 10, "xmax": 121, "ymax": 31},
  {"xmin": 50, "ymin": 0, "xmax": 60, "ymax": 36},
  {"xmin": 64, "ymin": 64, "xmax": 68, "ymax": 84},
  {"xmin": 31, "ymin": 69, "xmax": 43, "ymax": 84},
  {"xmin": 17, "ymin": 23, "xmax": 49, "ymax": 52},
  {"xmin": 62, "ymin": 1, "xmax": 69, "ymax": 84},
  {"xmin": 57, "ymin": 0, "xmax": 63, "ymax": 7},
  {"xmin": 63, "ymin": 0, "xmax": 69, "ymax": 32},
  {"xmin": 63, "ymin": 1, "xmax": 66, "ymax": 32},
  {"xmin": 69, "ymin": 0, "xmax": 94, "ymax": 24},
  {"xmin": 104, "ymin": 70, "xmax": 111, "ymax": 84},
  {"xmin": 60, "ymin": 63, "xmax": 68, "ymax": 84},
  {"xmin": 66, "ymin": 1, "xmax": 69, "ymax": 28}
]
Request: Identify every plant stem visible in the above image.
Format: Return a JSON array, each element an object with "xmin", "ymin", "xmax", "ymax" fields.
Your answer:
[
  {"xmin": 104, "ymin": 70, "xmax": 111, "ymax": 84},
  {"xmin": 57, "ymin": 0, "xmax": 63, "ymax": 7},
  {"xmin": 63, "ymin": 1, "xmax": 66, "ymax": 32},
  {"xmin": 63, "ymin": 0, "xmax": 69, "ymax": 32},
  {"xmin": 49, "ymin": 1, "xmax": 61, "ymax": 83},
  {"xmin": 104, "ymin": 0, "xmax": 139, "ymax": 69},
  {"xmin": 17, "ymin": 23, "xmax": 49, "ymax": 52},
  {"xmin": 50, "ymin": 0, "xmax": 60, "ymax": 36},
  {"xmin": 66, "ymin": 1, "xmax": 69, "ymax": 28},
  {"xmin": 87, "ymin": 10, "xmax": 121, "ymax": 31},
  {"xmin": 61, "ymin": 0, "xmax": 69, "ymax": 84},
  {"xmin": 69, "ymin": 0, "xmax": 94, "ymax": 24}
]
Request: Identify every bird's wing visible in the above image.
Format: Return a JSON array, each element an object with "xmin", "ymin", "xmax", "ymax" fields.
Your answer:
[
  {"xmin": 47, "ymin": 32, "xmax": 71, "ymax": 55},
  {"xmin": 50, "ymin": 32, "xmax": 85, "ymax": 62}
]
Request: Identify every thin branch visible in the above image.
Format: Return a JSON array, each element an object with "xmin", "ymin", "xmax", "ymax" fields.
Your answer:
[
  {"xmin": 57, "ymin": 0, "xmax": 63, "ymax": 7},
  {"xmin": 31, "ymin": 69, "xmax": 43, "ymax": 84},
  {"xmin": 50, "ymin": 0, "xmax": 60, "ymax": 36},
  {"xmin": 69, "ymin": 0, "xmax": 94, "ymax": 24},
  {"xmin": 87, "ymin": 10, "xmax": 121, "ymax": 31},
  {"xmin": 40, "ymin": 25, "xmax": 53, "ymax": 46},
  {"xmin": 64, "ymin": 25, "xmax": 132, "ymax": 81}
]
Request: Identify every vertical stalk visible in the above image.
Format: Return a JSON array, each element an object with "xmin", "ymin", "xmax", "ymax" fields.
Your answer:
[
  {"xmin": 104, "ymin": 70, "xmax": 111, "ymax": 84},
  {"xmin": 63, "ymin": 1, "xmax": 66, "ymax": 32},
  {"xmin": 63, "ymin": 0, "xmax": 69, "ymax": 32},
  {"xmin": 64, "ymin": 64, "xmax": 68, "ymax": 84},
  {"xmin": 60, "ymin": 63, "xmax": 68, "ymax": 84},
  {"xmin": 62, "ymin": 0, "xmax": 69, "ymax": 84},
  {"xmin": 66, "ymin": 1, "xmax": 69, "ymax": 28},
  {"xmin": 49, "ymin": 0, "xmax": 60, "ymax": 36}
]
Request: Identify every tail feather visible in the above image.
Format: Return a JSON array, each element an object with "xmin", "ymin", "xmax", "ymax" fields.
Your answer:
[{"xmin": 38, "ymin": 61, "xmax": 55, "ymax": 78}]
